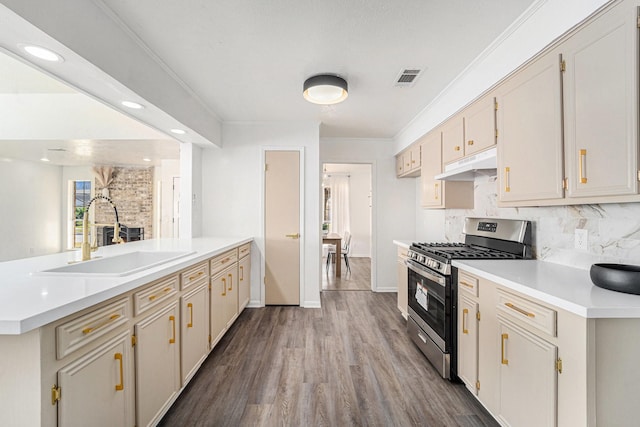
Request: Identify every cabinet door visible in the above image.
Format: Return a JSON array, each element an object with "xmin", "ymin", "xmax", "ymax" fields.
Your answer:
[
  {"xmin": 563, "ymin": 3, "xmax": 638, "ymax": 199},
  {"xmin": 181, "ymin": 283, "xmax": 209, "ymax": 384},
  {"xmin": 421, "ymin": 132, "xmax": 444, "ymax": 208},
  {"xmin": 410, "ymin": 144, "xmax": 421, "ymax": 172},
  {"xmin": 223, "ymin": 265, "xmax": 239, "ymax": 328},
  {"xmin": 497, "ymin": 317, "xmax": 557, "ymax": 427},
  {"xmin": 238, "ymin": 255, "xmax": 251, "ymax": 312},
  {"xmin": 497, "ymin": 50, "xmax": 564, "ymax": 204},
  {"xmin": 135, "ymin": 302, "xmax": 180, "ymax": 427},
  {"xmin": 210, "ymin": 270, "xmax": 228, "ymax": 348},
  {"xmin": 58, "ymin": 331, "xmax": 134, "ymax": 427},
  {"xmin": 464, "ymin": 94, "xmax": 496, "ymax": 156},
  {"xmin": 396, "ymin": 155, "xmax": 404, "ymax": 177},
  {"xmin": 442, "ymin": 116, "xmax": 465, "ymax": 164},
  {"xmin": 396, "ymin": 257, "xmax": 408, "ymax": 318},
  {"xmin": 458, "ymin": 295, "xmax": 479, "ymax": 395}
]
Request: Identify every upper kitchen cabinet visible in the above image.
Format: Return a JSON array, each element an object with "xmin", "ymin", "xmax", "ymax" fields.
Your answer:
[
  {"xmin": 421, "ymin": 131, "xmax": 474, "ymax": 209},
  {"xmin": 562, "ymin": 0, "xmax": 639, "ymax": 200},
  {"xmin": 462, "ymin": 94, "xmax": 497, "ymax": 157},
  {"xmin": 441, "ymin": 115, "xmax": 465, "ymax": 164},
  {"xmin": 396, "ymin": 143, "xmax": 421, "ymax": 178},
  {"xmin": 496, "ymin": 48, "xmax": 565, "ymax": 205}
]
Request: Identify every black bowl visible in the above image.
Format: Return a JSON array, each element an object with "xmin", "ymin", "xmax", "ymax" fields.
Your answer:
[{"xmin": 590, "ymin": 263, "xmax": 640, "ymax": 295}]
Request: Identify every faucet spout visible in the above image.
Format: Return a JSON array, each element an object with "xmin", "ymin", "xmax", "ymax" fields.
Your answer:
[{"xmin": 81, "ymin": 195, "xmax": 123, "ymax": 261}]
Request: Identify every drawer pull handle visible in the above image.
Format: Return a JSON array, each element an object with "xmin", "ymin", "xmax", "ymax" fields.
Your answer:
[
  {"xmin": 460, "ymin": 281, "xmax": 474, "ymax": 289},
  {"xmin": 187, "ymin": 303, "xmax": 193, "ymax": 328},
  {"xmin": 501, "ymin": 333, "xmax": 509, "ymax": 365},
  {"xmin": 462, "ymin": 308, "xmax": 469, "ymax": 334},
  {"xmin": 468, "ymin": 140, "xmax": 474, "ymax": 146},
  {"xmin": 222, "ymin": 278, "xmax": 227, "ymax": 296},
  {"xmin": 505, "ymin": 302, "xmax": 535, "ymax": 318},
  {"xmin": 434, "ymin": 183, "xmax": 439, "ymax": 200},
  {"xmin": 417, "ymin": 332, "xmax": 428, "ymax": 344},
  {"xmin": 240, "ymin": 266, "xmax": 244, "ymax": 281},
  {"xmin": 454, "ymin": 146, "xmax": 461, "ymax": 152},
  {"xmin": 169, "ymin": 315, "xmax": 176, "ymax": 344},
  {"xmin": 82, "ymin": 314, "xmax": 120, "ymax": 335},
  {"xmin": 114, "ymin": 353, "xmax": 124, "ymax": 391},
  {"xmin": 221, "ymin": 257, "xmax": 231, "ymax": 264},
  {"xmin": 148, "ymin": 287, "xmax": 173, "ymax": 301},
  {"xmin": 228, "ymin": 273, "xmax": 233, "ymax": 291},
  {"xmin": 188, "ymin": 271, "xmax": 204, "ymax": 281}
]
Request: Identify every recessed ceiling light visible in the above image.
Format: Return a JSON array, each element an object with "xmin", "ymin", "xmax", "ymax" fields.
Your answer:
[
  {"xmin": 121, "ymin": 101, "xmax": 144, "ymax": 109},
  {"xmin": 22, "ymin": 45, "xmax": 64, "ymax": 62},
  {"xmin": 40, "ymin": 157, "xmax": 50, "ymax": 162},
  {"xmin": 142, "ymin": 158, "xmax": 151, "ymax": 162},
  {"xmin": 170, "ymin": 128, "xmax": 186, "ymax": 135}
]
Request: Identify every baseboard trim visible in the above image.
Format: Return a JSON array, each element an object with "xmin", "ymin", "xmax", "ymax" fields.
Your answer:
[{"xmin": 375, "ymin": 287, "xmax": 398, "ymax": 293}]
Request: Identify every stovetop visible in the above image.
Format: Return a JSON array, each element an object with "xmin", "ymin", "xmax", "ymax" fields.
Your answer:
[{"xmin": 411, "ymin": 242, "xmax": 518, "ymax": 261}]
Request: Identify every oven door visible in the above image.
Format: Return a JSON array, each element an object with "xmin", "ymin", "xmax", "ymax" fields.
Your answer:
[{"xmin": 406, "ymin": 259, "xmax": 447, "ymax": 351}]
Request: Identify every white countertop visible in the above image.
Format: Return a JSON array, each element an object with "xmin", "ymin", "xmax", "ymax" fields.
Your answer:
[
  {"xmin": 0, "ymin": 237, "xmax": 252, "ymax": 335},
  {"xmin": 393, "ymin": 240, "xmax": 412, "ymax": 249},
  {"xmin": 452, "ymin": 259, "xmax": 640, "ymax": 319}
]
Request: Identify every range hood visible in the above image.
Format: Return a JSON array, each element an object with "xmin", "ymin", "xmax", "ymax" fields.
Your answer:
[{"xmin": 434, "ymin": 147, "xmax": 497, "ymax": 181}]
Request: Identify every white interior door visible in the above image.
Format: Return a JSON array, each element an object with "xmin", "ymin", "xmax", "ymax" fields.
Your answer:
[{"xmin": 265, "ymin": 150, "xmax": 300, "ymax": 305}]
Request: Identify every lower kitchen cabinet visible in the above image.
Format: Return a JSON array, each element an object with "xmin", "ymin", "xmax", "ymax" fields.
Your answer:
[
  {"xmin": 223, "ymin": 265, "xmax": 239, "ymax": 328},
  {"xmin": 396, "ymin": 246, "xmax": 408, "ymax": 319},
  {"xmin": 180, "ymin": 282, "xmax": 209, "ymax": 384},
  {"xmin": 497, "ymin": 317, "xmax": 558, "ymax": 427},
  {"xmin": 210, "ymin": 267, "xmax": 229, "ymax": 347},
  {"xmin": 238, "ymin": 250, "xmax": 251, "ymax": 311},
  {"xmin": 457, "ymin": 295, "xmax": 479, "ymax": 395},
  {"xmin": 56, "ymin": 331, "xmax": 134, "ymax": 427},
  {"xmin": 135, "ymin": 302, "xmax": 181, "ymax": 427}
]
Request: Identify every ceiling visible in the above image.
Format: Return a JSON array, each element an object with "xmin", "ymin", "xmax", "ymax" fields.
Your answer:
[
  {"xmin": 0, "ymin": 0, "xmax": 537, "ymax": 166},
  {"xmin": 98, "ymin": 0, "xmax": 536, "ymax": 139}
]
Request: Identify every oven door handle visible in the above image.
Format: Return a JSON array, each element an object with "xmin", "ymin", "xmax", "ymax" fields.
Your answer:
[{"xmin": 405, "ymin": 259, "xmax": 446, "ymax": 287}]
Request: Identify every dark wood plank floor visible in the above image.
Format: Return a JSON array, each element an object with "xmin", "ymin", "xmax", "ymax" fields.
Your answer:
[
  {"xmin": 159, "ymin": 291, "xmax": 498, "ymax": 427},
  {"xmin": 323, "ymin": 257, "xmax": 371, "ymax": 291}
]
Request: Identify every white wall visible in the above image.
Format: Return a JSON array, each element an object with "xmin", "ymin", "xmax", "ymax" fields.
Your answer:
[
  {"xmin": 0, "ymin": 159, "xmax": 62, "ymax": 261},
  {"xmin": 394, "ymin": 0, "xmax": 609, "ymax": 153},
  {"xmin": 158, "ymin": 159, "xmax": 180, "ymax": 238},
  {"xmin": 323, "ymin": 163, "xmax": 372, "ymax": 257},
  {"xmin": 179, "ymin": 143, "xmax": 203, "ymax": 238},
  {"xmin": 202, "ymin": 121, "xmax": 321, "ymax": 307},
  {"xmin": 320, "ymin": 138, "xmax": 415, "ymax": 291}
]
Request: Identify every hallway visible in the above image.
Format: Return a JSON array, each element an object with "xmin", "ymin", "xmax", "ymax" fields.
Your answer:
[{"xmin": 323, "ymin": 256, "xmax": 371, "ymax": 291}]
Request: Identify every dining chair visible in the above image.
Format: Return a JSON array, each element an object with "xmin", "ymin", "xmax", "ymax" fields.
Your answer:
[{"xmin": 326, "ymin": 231, "xmax": 352, "ymax": 274}]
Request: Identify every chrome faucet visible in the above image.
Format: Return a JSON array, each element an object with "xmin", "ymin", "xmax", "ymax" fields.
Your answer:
[{"xmin": 81, "ymin": 195, "xmax": 124, "ymax": 261}]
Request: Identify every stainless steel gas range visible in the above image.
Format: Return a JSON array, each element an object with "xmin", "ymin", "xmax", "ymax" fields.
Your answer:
[{"xmin": 406, "ymin": 217, "xmax": 532, "ymax": 380}]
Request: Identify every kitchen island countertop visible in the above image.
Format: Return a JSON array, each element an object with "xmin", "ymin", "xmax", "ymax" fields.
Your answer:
[
  {"xmin": 0, "ymin": 237, "xmax": 252, "ymax": 335},
  {"xmin": 452, "ymin": 259, "xmax": 640, "ymax": 319}
]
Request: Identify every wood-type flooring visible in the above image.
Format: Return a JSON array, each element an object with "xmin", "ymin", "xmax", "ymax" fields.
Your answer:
[
  {"xmin": 159, "ymin": 288, "xmax": 498, "ymax": 426},
  {"xmin": 323, "ymin": 256, "xmax": 371, "ymax": 291}
]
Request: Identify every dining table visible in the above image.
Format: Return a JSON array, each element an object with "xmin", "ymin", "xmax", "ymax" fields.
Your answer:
[{"xmin": 322, "ymin": 232, "xmax": 342, "ymax": 277}]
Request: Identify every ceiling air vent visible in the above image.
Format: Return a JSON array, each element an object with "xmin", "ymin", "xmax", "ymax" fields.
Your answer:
[{"xmin": 395, "ymin": 68, "xmax": 422, "ymax": 87}]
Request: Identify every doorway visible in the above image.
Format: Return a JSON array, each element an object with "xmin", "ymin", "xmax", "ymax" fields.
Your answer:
[
  {"xmin": 264, "ymin": 150, "xmax": 302, "ymax": 305},
  {"xmin": 322, "ymin": 163, "xmax": 372, "ymax": 291}
]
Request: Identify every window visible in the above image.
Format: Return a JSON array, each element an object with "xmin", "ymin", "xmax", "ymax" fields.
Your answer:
[{"xmin": 71, "ymin": 181, "xmax": 91, "ymax": 248}]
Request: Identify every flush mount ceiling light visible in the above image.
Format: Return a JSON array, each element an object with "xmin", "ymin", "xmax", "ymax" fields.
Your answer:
[
  {"xmin": 170, "ymin": 128, "xmax": 186, "ymax": 135},
  {"xmin": 121, "ymin": 100, "xmax": 144, "ymax": 109},
  {"xmin": 21, "ymin": 45, "xmax": 64, "ymax": 62},
  {"xmin": 303, "ymin": 74, "xmax": 348, "ymax": 105}
]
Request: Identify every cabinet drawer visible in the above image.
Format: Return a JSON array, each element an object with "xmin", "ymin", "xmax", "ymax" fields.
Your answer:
[
  {"xmin": 238, "ymin": 243, "xmax": 251, "ymax": 259},
  {"xmin": 180, "ymin": 261, "xmax": 209, "ymax": 290},
  {"xmin": 458, "ymin": 271, "xmax": 479, "ymax": 298},
  {"xmin": 497, "ymin": 289, "xmax": 557, "ymax": 337},
  {"xmin": 210, "ymin": 249, "xmax": 238, "ymax": 276},
  {"xmin": 134, "ymin": 275, "xmax": 179, "ymax": 316},
  {"xmin": 56, "ymin": 297, "xmax": 129, "ymax": 360}
]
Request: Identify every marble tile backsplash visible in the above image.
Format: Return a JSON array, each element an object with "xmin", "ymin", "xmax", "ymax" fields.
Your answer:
[{"xmin": 444, "ymin": 171, "xmax": 640, "ymax": 270}]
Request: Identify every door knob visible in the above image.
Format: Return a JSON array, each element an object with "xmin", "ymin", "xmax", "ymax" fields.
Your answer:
[{"xmin": 285, "ymin": 233, "xmax": 300, "ymax": 239}]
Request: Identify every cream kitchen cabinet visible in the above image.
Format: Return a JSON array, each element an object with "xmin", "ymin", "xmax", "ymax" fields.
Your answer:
[
  {"xmin": 134, "ymin": 301, "xmax": 181, "ymax": 427},
  {"xmin": 457, "ymin": 295, "xmax": 479, "ymax": 395},
  {"xmin": 421, "ymin": 131, "xmax": 474, "ymax": 209},
  {"xmin": 463, "ymin": 94, "xmax": 497, "ymax": 156},
  {"xmin": 180, "ymin": 282, "xmax": 209, "ymax": 384},
  {"xmin": 210, "ymin": 265, "xmax": 230, "ymax": 348},
  {"xmin": 56, "ymin": 331, "xmax": 134, "ymax": 427},
  {"xmin": 441, "ymin": 116, "xmax": 465, "ymax": 165},
  {"xmin": 496, "ymin": 47, "xmax": 565, "ymax": 205},
  {"xmin": 238, "ymin": 244, "xmax": 251, "ymax": 311},
  {"xmin": 223, "ymin": 264, "xmax": 239, "ymax": 328},
  {"xmin": 396, "ymin": 245, "xmax": 408, "ymax": 319},
  {"xmin": 562, "ymin": 0, "xmax": 639, "ymax": 200},
  {"xmin": 396, "ymin": 143, "xmax": 421, "ymax": 178}
]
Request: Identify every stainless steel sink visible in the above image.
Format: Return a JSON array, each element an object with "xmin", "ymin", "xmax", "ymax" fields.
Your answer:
[{"xmin": 38, "ymin": 251, "xmax": 195, "ymax": 277}]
